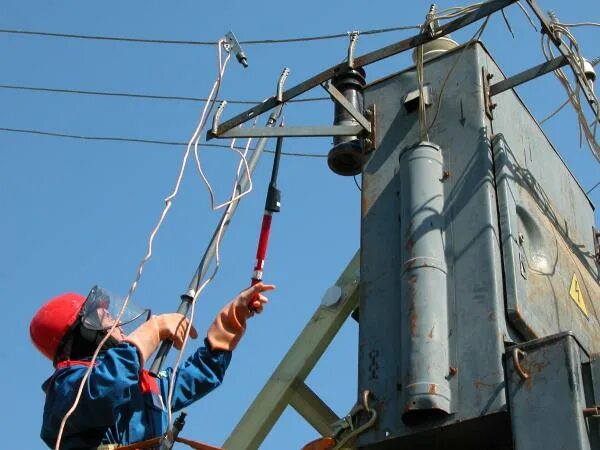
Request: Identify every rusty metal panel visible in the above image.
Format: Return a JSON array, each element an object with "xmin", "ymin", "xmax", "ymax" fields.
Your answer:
[
  {"xmin": 506, "ymin": 333, "xmax": 592, "ymax": 450},
  {"xmin": 359, "ymin": 42, "xmax": 509, "ymax": 449},
  {"xmin": 493, "ymin": 133, "xmax": 600, "ymax": 353}
]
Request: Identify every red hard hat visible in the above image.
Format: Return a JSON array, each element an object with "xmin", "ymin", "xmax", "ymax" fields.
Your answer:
[{"xmin": 30, "ymin": 292, "xmax": 86, "ymax": 361}]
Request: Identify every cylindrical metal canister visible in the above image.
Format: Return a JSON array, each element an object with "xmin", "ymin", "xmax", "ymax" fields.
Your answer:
[
  {"xmin": 399, "ymin": 141, "xmax": 450, "ymax": 423},
  {"xmin": 327, "ymin": 67, "xmax": 366, "ymax": 176}
]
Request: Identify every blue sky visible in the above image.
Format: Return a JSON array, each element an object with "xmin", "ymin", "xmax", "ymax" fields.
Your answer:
[{"xmin": 2, "ymin": 1, "xmax": 599, "ymax": 449}]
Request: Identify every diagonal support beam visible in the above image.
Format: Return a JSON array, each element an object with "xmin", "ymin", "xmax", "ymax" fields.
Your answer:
[
  {"xmin": 223, "ymin": 251, "xmax": 360, "ymax": 450},
  {"xmin": 321, "ymin": 81, "xmax": 371, "ymax": 133},
  {"xmin": 289, "ymin": 381, "xmax": 339, "ymax": 437}
]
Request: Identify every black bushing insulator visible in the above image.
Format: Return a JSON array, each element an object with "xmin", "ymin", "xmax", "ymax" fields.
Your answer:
[{"xmin": 328, "ymin": 67, "xmax": 367, "ymax": 176}]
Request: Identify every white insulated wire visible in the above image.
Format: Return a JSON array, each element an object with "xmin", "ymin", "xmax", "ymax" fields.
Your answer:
[
  {"xmin": 561, "ymin": 22, "xmax": 600, "ymax": 28},
  {"xmin": 165, "ymin": 120, "xmax": 262, "ymax": 429},
  {"xmin": 53, "ymin": 39, "xmax": 232, "ymax": 450},
  {"xmin": 166, "ymin": 42, "xmax": 265, "ymax": 431},
  {"xmin": 541, "ymin": 21, "xmax": 600, "ymax": 162}
]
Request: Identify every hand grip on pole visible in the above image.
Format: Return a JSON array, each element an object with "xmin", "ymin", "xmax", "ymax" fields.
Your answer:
[
  {"xmin": 248, "ymin": 133, "xmax": 284, "ymax": 312},
  {"xmin": 249, "ymin": 213, "xmax": 273, "ymax": 311}
]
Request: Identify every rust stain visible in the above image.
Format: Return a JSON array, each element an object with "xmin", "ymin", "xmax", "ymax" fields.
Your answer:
[
  {"xmin": 530, "ymin": 360, "xmax": 549, "ymax": 374},
  {"xmin": 428, "ymin": 384, "xmax": 437, "ymax": 394},
  {"xmin": 428, "ymin": 326, "xmax": 435, "ymax": 339},
  {"xmin": 409, "ymin": 274, "xmax": 417, "ymax": 337},
  {"xmin": 474, "ymin": 379, "xmax": 495, "ymax": 389},
  {"xmin": 410, "ymin": 311, "xmax": 418, "ymax": 337},
  {"xmin": 449, "ymin": 367, "xmax": 458, "ymax": 376},
  {"xmin": 406, "ymin": 237, "xmax": 414, "ymax": 253}
]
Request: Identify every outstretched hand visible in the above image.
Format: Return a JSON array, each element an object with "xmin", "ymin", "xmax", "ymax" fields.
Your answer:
[{"xmin": 238, "ymin": 282, "xmax": 276, "ymax": 315}]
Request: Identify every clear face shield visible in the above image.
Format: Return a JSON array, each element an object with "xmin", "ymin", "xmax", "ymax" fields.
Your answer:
[{"xmin": 80, "ymin": 286, "xmax": 151, "ymax": 338}]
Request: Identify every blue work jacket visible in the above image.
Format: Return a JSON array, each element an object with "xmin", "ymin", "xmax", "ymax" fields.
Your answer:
[{"xmin": 40, "ymin": 341, "xmax": 231, "ymax": 449}]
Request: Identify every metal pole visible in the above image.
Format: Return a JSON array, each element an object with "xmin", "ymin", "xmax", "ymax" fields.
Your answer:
[{"xmin": 150, "ymin": 105, "xmax": 283, "ymax": 375}]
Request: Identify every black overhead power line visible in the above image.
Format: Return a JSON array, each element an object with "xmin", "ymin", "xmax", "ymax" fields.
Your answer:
[
  {"xmin": 0, "ymin": 25, "xmax": 420, "ymax": 46},
  {"xmin": 0, "ymin": 126, "xmax": 327, "ymax": 158},
  {"xmin": 0, "ymin": 83, "xmax": 329, "ymax": 104}
]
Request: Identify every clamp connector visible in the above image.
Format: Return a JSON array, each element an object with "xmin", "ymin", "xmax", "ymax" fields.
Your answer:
[
  {"xmin": 225, "ymin": 31, "xmax": 248, "ymax": 68},
  {"xmin": 347, "ymin": 31, "xmax": 360, "ymax": 68},
  {"xmin": 277, "ymin": 67, "xmax": 290, "ymax": 103}
]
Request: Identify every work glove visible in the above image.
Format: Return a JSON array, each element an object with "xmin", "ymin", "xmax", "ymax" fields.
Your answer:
[
  {"xmin": 207, "ymin": 282, "xmax": 275, "ymax": 352},
  {"xmin": 124, "ymin": 313, "xmax": 197, "ymax": 365}
]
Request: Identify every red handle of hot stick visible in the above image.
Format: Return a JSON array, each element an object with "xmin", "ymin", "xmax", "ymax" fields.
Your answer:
[{"xmin": 250, "ymin": 212, "xmax": 273, "ymax": 311}]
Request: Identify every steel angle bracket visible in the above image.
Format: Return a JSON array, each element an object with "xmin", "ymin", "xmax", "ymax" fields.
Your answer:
[
  {"xmin": 489, "ymin": 55, "xmax": 569, "ymax": 97},
  {"xmin": 206, "ymin": 0, "xmax": 518, "ymax": 139},
  {"xmin": 208, "ymin": 124, "xmax": 364, "ymax": 139},
  {"xmin": 482, "ymin": 68, "xmax": 496, "ymax": 120},
  {"xmin": 321, "ymin": 80, "xmax": 371, "ymax": 133},
  {"xmin": 208, "ymin": 72, "xmax": 374, "ymax": 141}
]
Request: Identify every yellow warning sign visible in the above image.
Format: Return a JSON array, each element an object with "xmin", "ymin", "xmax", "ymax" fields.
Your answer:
[{"xmin": 569, "ymin": 274, "xmax": 588, "ymax": 317}]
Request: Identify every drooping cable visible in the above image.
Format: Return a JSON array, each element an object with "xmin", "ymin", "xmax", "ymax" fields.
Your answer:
[
  {"xmin": 0, "ymin": 25, "xmax": 421, "ymax": 46},
  {"xmin": 52, "ymin": 39, "xmax": 232, "ymax": 450},
  {"xmin": 0, "ymin": 126, "xmax": 327, "ymax": 157},
  {"xmin": 0, "ymin": 83, "xmax": 328, "ymax": 104}
]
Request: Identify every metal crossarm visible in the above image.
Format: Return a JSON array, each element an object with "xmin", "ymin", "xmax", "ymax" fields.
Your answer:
[{"xmin": 207, "ymin": 0, "xmax": 517, "ymax": 138}]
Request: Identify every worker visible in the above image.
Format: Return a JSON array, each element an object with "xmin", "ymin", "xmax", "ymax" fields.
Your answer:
[{"xmin": 30, "ymin": 282, "xmax": 275, "ymax": 449}]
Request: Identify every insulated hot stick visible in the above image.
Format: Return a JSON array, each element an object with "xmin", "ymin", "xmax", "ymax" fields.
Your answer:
[{"xmin": 249, "ymin": 131, "xmax": 284, "ymax": 311}]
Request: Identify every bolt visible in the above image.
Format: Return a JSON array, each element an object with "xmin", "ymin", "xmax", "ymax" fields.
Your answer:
[
  {"xmin": 449, "ymin": 367, "xmax": 458, "ymax": 376},
  {"xmin": 441, "ymin": 170, "xmax": 450, "ymax": 181},
  {"xmin": 518, "ymin": 233, "xmax": 525, "ymax": 245},
  {"xmin": 364, "ymin": 109, "xmax": 373, "ymax": 119}
]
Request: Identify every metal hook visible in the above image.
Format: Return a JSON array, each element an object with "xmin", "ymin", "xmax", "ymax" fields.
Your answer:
[
  {"xmin": 332, "ymin": 390, "xmax": 377, "ymax": 450},
  {"xmin": 212, "ymin": 101, "xmax": 228, "ymax": 134},
  {"xmin": 512, "ymin": 348, "xmax": 529, "ymax": 380},
  {"xmin": 276, "ymin": 67, "xmax": 291, "ymax": 103},
  {"xmin": 347, "ymin": 31, "xmax": 360, "ymax": 68}
]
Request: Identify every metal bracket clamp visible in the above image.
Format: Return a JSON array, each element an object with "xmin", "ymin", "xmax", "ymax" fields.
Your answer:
[
  {"xmin": 211, "ymin": 101, "xmax": 228, "ymax": 135},
  {"xmin": 331, "ymin": 390, "xmax": 377, "ymax": 450},
  {"xmin": 347, "ymin": 31, "xmax": 360, "ymax": 68},
  {"xmin": 363, "ymin": 105, "xmax": 376, "ymax": 152},
  {"xmin": 225, "ymin": 31, "xmax": 248, "ymax": 68},
  {"xmin": 482, "ymin": 69, "xmax": 496, "ymax": 120},
  {"xmin": 276, "ymin": 68, "xmax": 291, "ymax": 103}
]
